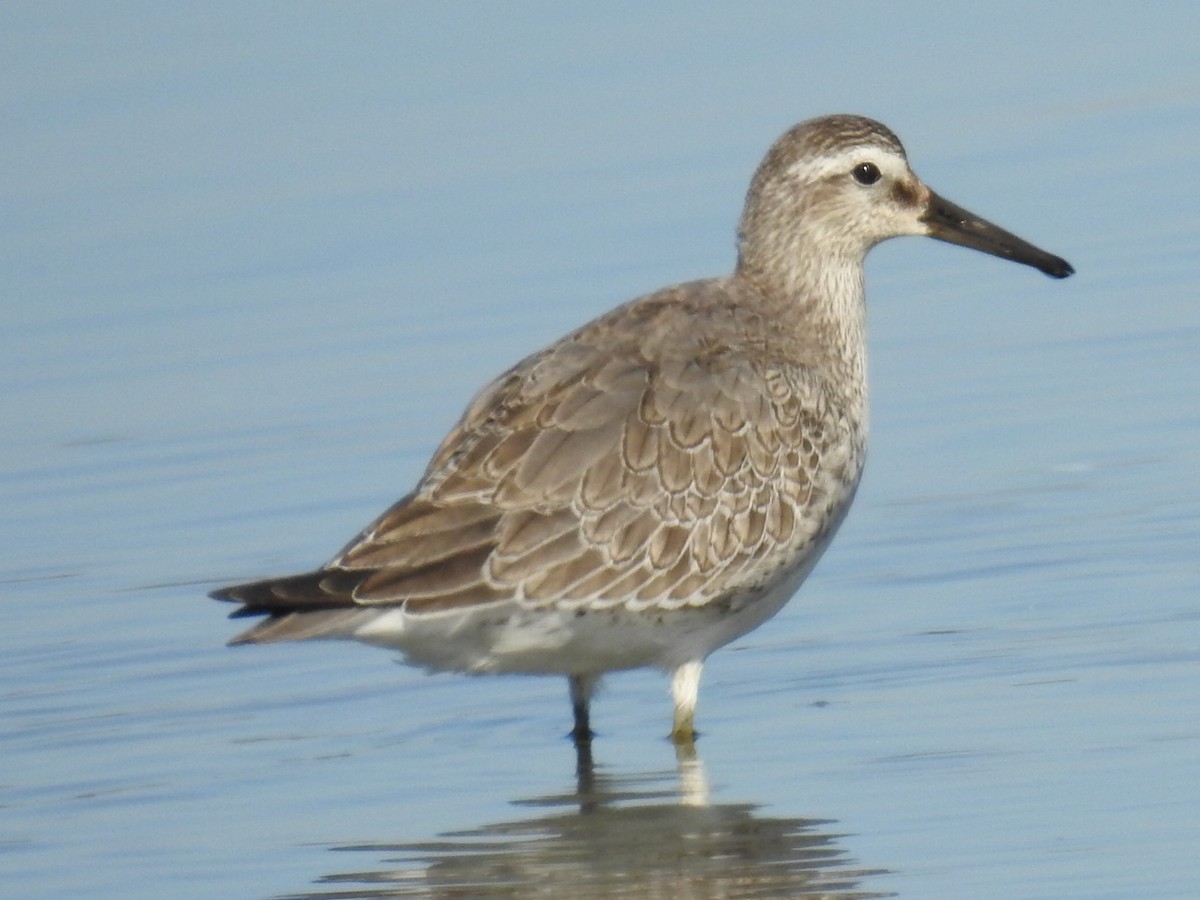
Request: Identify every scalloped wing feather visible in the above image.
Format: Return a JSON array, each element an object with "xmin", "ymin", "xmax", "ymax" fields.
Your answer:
[{"xmin": 215, "ymin": 279, "xmax": 864, "ymax": 637}]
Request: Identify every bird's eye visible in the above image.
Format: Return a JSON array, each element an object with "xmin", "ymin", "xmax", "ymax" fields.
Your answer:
[{"xmin": 852, "ymin": 162, "xmax": 881, "ymax": 185}]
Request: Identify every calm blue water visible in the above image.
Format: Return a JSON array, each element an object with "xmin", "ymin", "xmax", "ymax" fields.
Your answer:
[{"xmin": 3, "ymin": 4, "xmax": 1198, "ymax": 898}]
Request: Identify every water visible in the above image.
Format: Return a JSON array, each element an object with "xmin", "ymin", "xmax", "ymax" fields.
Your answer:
[{"xmin": 3, "ymin": 4, "xmax": 1198, "ymax": 898}]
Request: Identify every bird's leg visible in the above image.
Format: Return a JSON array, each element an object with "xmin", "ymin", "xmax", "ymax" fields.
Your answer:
[
  {"xmin": 670, "ymin": 660, "xmax": 704, "ymax": 746},
  {"xmin": 569, "ymin": 674, "xmax": 596, "ymax": 743}
]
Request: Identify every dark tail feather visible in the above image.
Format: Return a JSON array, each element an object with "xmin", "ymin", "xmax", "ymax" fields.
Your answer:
[
  {"xmin": 209, "ymin": 569, "xmax": 364, "ymax": 613},
  {"xmin": 210, "ymin": 568, "xmax": 378, "ymax": 644}
]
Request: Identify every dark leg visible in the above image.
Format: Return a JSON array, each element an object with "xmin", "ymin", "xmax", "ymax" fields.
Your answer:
[{"xmin": 568, "ymin": 674, "xmax": 596, "ymax": 743}]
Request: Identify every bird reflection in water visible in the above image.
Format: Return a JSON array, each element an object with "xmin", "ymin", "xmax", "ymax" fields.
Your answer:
[{"xmin": 284, "ymin": 743, "xmax": 893, "ymax": 899}]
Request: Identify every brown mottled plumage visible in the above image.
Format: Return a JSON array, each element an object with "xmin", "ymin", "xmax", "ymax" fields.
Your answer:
[{"xmin": 212, "ymin": 114, "xmax": 1072, "ymax": 745}]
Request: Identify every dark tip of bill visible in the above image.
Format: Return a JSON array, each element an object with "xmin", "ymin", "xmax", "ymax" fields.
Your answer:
[{"xmin": 1043, "ymin": 255, "xmax": 1075, "ymax": 279}]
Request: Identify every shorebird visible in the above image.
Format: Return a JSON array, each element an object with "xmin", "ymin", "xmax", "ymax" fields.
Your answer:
[{"xmin": 212, "ymin": 114, "xmax": 1073, "ymax": 746}]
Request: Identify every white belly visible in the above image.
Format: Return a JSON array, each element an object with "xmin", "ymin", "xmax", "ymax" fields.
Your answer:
[{"xmin": 351, "ymin": 508, "xmax": 841, "ymax": 678}]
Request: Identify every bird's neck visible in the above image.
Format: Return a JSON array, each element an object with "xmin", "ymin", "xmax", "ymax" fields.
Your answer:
[{"xmin": 736, "ymin": 245, "xmax": 870, "ymax": 422}]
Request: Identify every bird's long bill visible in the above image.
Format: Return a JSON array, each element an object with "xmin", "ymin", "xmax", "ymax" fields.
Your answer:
[{"xmin": 923, "ymin": 190, "xmax": 1074, "ymax": 279}]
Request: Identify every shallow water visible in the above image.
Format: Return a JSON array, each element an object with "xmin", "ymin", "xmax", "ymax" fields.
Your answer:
[{"xmin": 3, "ymin": 4, "xmax": 1199, "ymax": 898}]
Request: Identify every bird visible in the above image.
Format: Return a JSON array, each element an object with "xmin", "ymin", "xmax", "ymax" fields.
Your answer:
[{"xmin": 211, "ymin": 114, "xmax": 1073, "ymax": 746}]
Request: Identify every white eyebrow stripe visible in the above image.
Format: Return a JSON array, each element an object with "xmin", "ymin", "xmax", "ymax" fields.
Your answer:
[{"xmin": 784, "ymin": 147, "xmax": 911, "ymax": 182}]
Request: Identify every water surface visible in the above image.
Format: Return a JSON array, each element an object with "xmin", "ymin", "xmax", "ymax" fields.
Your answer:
[{"xmin": 2, "ymin": 4, "xmax": 1198, "ymax": 898}]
